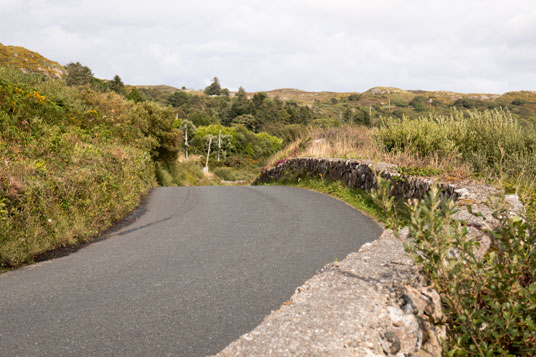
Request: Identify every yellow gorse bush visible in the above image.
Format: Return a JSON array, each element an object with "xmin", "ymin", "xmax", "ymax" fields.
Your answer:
[{"xmin": 27, "ymin": 90, "xmax": 45, "ymax": 103}]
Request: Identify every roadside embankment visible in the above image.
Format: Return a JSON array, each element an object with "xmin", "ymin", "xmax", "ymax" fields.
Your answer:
[{"xmin": 0, "ymin": 69, "xmax": 178, "ymax": 268}]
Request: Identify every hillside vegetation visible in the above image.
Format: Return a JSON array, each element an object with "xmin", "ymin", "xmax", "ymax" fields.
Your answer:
[
  {"xmin": 0, "ymin": 43, "xmax": 65, "ymax": 78},
  {"xmin": 139, "ymin": 80, "xmax": 536, "ymax": 133},
  {"xmin": 0, "ymin": 66, "xmax": 181, "ymax": 267}
]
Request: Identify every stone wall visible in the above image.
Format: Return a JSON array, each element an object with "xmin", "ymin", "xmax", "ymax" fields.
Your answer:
[
  {"xmin": 254, "ymin": 157, "xmax": 523, "ymax": 261},
  {"xmin": 254, "ymin": 157, "xmax": 459, "ymax": 201}
]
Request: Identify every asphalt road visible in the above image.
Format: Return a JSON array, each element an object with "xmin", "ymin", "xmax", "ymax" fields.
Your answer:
[{"xmin": 0, "ymin": 186, "xmax": 382, "ymax": 356}]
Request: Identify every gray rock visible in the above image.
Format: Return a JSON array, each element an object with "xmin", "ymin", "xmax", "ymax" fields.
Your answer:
[{"xmin": 505, "ymin": 194, "xmax": 525, "ymax": 216}]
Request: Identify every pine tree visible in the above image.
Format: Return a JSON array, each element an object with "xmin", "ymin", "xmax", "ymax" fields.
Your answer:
[
  {"xmin": 110, "ymin": 75, "xmax": 125, "ymax": 94},
  {"xmin": 204, "ymin": 77, "xmax": 221, "ymax": 96},
  {"xmin": 65, "ymin": 62, "xmax": 93, "ymax": 86}
]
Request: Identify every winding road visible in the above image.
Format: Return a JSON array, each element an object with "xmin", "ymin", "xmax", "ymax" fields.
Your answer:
[{"xmin": 0, "ymin": 186, "xmax": 382, "ymax": 356}]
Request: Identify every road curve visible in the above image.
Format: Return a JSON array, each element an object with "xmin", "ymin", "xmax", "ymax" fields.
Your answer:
[{"xmin": 0, "ymin": 186, "xmax": 382, "ymax": 356}]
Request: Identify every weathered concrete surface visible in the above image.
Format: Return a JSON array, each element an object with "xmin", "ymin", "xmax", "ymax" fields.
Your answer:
[{"xmin": 216, "ymin": 230, "xmax": 445, "ymax": 357}]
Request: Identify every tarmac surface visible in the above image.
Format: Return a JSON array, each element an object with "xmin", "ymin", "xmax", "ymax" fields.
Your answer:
[{"xmin": 0, "ymin": 186, "xmax": 381, "ymax": 356}]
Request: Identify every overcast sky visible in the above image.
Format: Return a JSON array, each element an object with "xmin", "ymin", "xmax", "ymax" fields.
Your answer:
[{"xmin": 1, "ymin": 0, "xmax": 535, "ymax": 93}]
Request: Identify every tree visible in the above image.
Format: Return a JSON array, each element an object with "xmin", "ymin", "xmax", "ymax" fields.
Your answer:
[
  {"xmin": 178, "ymin": 120, "xmax": 196, "ymax": 160},
  {"xmin": 136, "ymin": 102, "xmax": 181, "ymax": 162},
  {"xmin": 354, "ymin": 108, "xmax": 371, "ymax": 126},
  {"xmin": 126, "ymin": 87, "xmax": 144, "ymax": 103},
  {"xmin": 409, "ymin": 95, "xmax": 429, "ymax": 112},
  {"xmin": 220, "ymin": 88, "xmax": 230, "ymax": 97},
  {"xmin": 348, "ymin": 94, "xmax": 361, "ymax": 102},
  {"xmin": 90, "ymin": 77, "xmax": 110, "ymax": 92},
  {"xmin": 168, "ymin": 91, "xmax": 189, "ymax": 107},
  {"xmin": 204, "ymin": 76, "xmax": 221, "ymax": 96},
  {"xmin": 110, "ymin": 75, "xmax": 125, "ymax": 93},
  {"xmin": 65, "ymin": 62, "xmax": 93, "ymax": 86},
  {"xmin": 252, "ymin": 92, "xmax": 268, "ymax": 108},
  {"xmin": 231, "ymin": 114, "xmax": 260, "ymax": 132},
  {"xmin": 237, "ymin": 86, "xmax": 247, "ymax": 98}
]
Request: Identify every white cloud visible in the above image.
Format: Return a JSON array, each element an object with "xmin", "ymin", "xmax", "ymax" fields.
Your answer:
[{"xmin": 1, "ymin": 0, "xmax": 535, "ymax": 93}]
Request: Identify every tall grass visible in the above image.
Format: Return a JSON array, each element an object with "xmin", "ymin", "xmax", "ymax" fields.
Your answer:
[
  {"xmin": 155, "ymin": 159, "xmax": 217, "ymax": 187},
  {"xmin": 376, "ymin": 109, "xmax": 536, "ymax": 183},
  {"xmin": 271, "ymin": 110, "xmax": 536, "ymax": 199},
  {"xmin": 268, "ymin": 124, "xmax": 473, "ymax": 180}
]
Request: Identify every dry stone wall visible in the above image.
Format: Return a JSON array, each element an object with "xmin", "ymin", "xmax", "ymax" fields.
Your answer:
[{"xmin": 254, "ymin": 157, "xmax": 459, "ymax": 201}]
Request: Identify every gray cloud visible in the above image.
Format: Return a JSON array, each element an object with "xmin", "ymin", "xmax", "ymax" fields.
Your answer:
[{"xmin": 1, "ymin": 0, "xmax": 535, "ymax": 93}]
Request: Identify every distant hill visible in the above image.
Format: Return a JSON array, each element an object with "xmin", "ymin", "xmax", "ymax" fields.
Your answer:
[
  {"xmin": 262, "ymin": 86, "xmax": 510, "ymax": 105},
  {"xmin": 263, "ymin": 88, "xmax": 349, "ymax": 105},
  {"xmin": 0, "ymin": 43, "xmax": 65, "ymax": 78},
  {"xmin": 1, "ymin": 43, "xmax": 533, "ymax": 119},
  {"xmin": 135, "ymin": 84, "xmax": 181, "ymax": 93}
]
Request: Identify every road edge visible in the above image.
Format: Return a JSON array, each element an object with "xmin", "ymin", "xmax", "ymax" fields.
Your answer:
[{"xmin": 215, "ymin": 228, "xmax": 444, "ymax": 356}]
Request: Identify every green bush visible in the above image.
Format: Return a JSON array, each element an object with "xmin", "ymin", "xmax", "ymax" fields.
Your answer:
[
  {"xmin": 255, "ymin": 131, "xmax": 283, "ymax": 155},
  {"xmin": 0, "ymin": 69, "xmax": 192, "ymax": 267},
  {"xmin": 213, "ymin": 167, "xmax": 237, "ymax": 181},
  {"xmin": 407, "ymin": 189, "xmax": 535, "ymax": 355},
  {"xmin": 372, "ymin": 177, "xmax": 536, "ymax": 355},
  {"xmin": 375, "ymin": 109, "xmax": 536, "ymax": 179},
  {"xmin": 376, "ymin": 115, "xmax": 458, "ymax": 157}
]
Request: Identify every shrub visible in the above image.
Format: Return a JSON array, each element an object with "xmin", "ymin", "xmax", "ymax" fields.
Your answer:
[
  {"xmin": 255, "ymin": 132, "xmax": 283, "ymax": 155},
  {"xmin": 375, "ymin": 115, "xmax": 458, "ymax": 157},
  {"xmin": 213, "ymin": 167, "xmax": 237, "ymax": 181},
  {"xmin": 0, "ymin": 70, "xmax": 189, "ymax": 267},
  {"xmin": 409, "ymin": 95, "xmax": 429, "ymax": 112},
  {"xmin": 375, "ymin": 109, "xmax": 536, "ymax": 180},
  {"xmin": 373, "ymin": 177, "xmax": 536, "ymax": 355},
  {"xmin": 407, "ymin": 189, "xmax": 536, "ymax": 355}
]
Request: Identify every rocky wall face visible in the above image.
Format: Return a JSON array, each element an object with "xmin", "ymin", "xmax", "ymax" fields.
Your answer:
[{"xmin": 255, "ymin": 158, "xmax": 459, "ymax": 201}]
